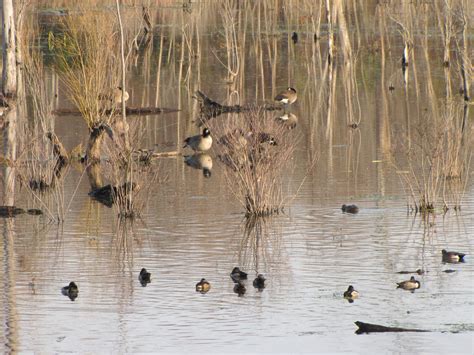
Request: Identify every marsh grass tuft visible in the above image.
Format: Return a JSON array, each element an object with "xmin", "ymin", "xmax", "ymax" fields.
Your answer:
[
  {"xmin": 392, "ymin": 101, "xmax": 471, "ymax": 214},
  {"xmin": 212, "ymin": 108, "xmax": 300, "ymax": 217}
]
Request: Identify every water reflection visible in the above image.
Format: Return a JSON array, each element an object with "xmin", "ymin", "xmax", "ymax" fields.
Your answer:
[
  {"xmin": 237, "ymin": 216, "xmax": 285, "ymax": 277},
  {"xmin": 1, "ymin": 0, "xmax": 473, "ymax": 353},
  {"xmin": 184, "ymin": 153, "xmax": 213, "ymax": 178}
]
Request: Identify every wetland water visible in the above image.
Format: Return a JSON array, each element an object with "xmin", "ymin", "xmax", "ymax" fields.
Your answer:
[{"xmin": 1, "ymin": 1, "xmax": 474, "ymax": 353}]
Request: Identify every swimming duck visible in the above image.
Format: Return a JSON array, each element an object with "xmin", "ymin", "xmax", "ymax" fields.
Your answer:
[
  {"xmin": 274, "ymin": 87, "xmax": 297, "ymax": 105},
  {"xmin": 442, "ymin": 249, "xmax": 466, "ymax": 263},
  {"xmin": 61, "ymin": 281, "xmax": 79, "ymax": 301},
  {"xmin": 184, "ymin": 153, "xmax": 213, "ymax": 178},
  {"xmin": 343, "ymin": 285, "xmax": 359, "ymax": 299},
  {"xmin": 253, "ymin": 274, "xmax": 266, "ymax": 290},
  {"xmin": 341, "ymin": 204, "xmax": 359, "ymax": 214},
  {"xmin": 183, "ymin": 128, "xmax": 213, "ymax": 152},
  {"xmin": 233, "ymin": 281, "xmax": 246, "ymax": 296},
  {"xmin": 230, "ymin": 267, "xmax": 248, "ymax": 281},
  {"xmin": 195, "ymin": 278, "xmax": 211, "ymax": 293},
  {"xmin": 396, "ymin": 276, "xmax": 421, "ymax": 290},
  {"xmin": 139, "ymin": 268, "xmax": 151, "ymax": 286}
]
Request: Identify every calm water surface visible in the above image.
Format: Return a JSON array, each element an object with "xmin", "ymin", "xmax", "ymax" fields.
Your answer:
[{"xmin": 1, "ymin": 1, "xmax": 474, "ymax": 353}]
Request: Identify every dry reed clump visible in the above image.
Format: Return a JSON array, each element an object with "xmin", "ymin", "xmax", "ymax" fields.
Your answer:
[
  {"xmin": 212, "ymin": 108, "xmax": 299, "ymax": 217},
  {"xmin": 391, "ymin": 101, "xmax": 471, "ymax": 214},
  {"xmin": 101, "ymin": 120, "xmax": 162, "ymax": 219},
  {"xmin": 48, "ymin": 11, "xmax": 118, "ymax": 129},
  {"xmin": 14, "ymin": 11, "xmax": 69, "ymax": 222}
]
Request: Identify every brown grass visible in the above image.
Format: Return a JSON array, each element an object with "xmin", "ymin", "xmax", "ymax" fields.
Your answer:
[{"xmin": 212, "ymin": 108, "xmax": 300, "ymax": 217}]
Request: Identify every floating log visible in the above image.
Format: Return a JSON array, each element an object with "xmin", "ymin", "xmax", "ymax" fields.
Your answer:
[
  {"xmin": 355, "ymin": 321, "xmax": 429, "ymax": 334},
  {"xmin": 194, "ymin": 90, "xmax": 283, "ymax": 124},
  {"xmin": 52, "ymin": 107, "xmax": 180, "ymax": 116}
]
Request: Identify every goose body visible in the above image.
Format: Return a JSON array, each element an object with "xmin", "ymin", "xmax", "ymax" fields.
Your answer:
[
  {"xmin": 397, "ymin": 276, "xmax": 421, "ymax": 290},
  {"xmin": 274, "ymin": 87, "xmax": 297, "ymax": 105},
  {"xmin": 113, "ymin": 87, "xmax": 129, "ymax": 104},
  {"xmin": 276, "ymin": 112, "xmax": 298, "ymax": 129},
  {"xmin": 184, "ymin": 128, "xmax": 213, "ymax": 152}
]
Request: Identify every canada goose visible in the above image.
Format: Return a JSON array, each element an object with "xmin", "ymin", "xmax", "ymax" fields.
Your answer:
[
  {"xmin": 113, "ymin": 87, "xmax": 129, "ymax": 104},
  {"xmin": 276, "ymin": 112, "xmax": 298, "ymax": 129},
  {"xmin": 442, "ymin": 249, "xmax": 466, "ymax": 263},
  {"xmin": 343, "ymin": 285, "xmax": 359, "ymax": 299},
  {"xmin": 233, "ymin": 281, "xmax": 246, "ymax": 296},
  {"xmin": 61, "ymin": 281, "xmax": 79, "ymax": 301},
  {"xmin": 196, "ymin": 278, "xmax": 211, "ymax": 293},
  {"xmin": 99, "ymin": 87, "xmax": 129, "ymax": 104},
  {"xmin": 274, "ymin": 87, "xmax": 297, "ymax": 105},
  {"xmin": 253, "ymin": 274, "xmax": 266, "ymax": 290},
  {"xmin": 184, "ymin": 153, "xmax": 213, "ymax": 178},
  {"xmin": 341, "ymin": 204, "xmax": 359, "ymax": 214},
  {"xmin": 139, "ymin": 268, "xmax": 151, "ymax": 286},
  {"xmin": 217, "ymin": 128, "xmax": 248, "ymax": 149},
  {"xmin": 183, "ymin": 128, "xmax": 213, "ymax": 152},
  {"xmin": 254, "ymin": 132, "xmax": 277, "ymax": 146},
  {"xmin": 397, "ymin": 276, "xmax": 421, "ymax": 290},
  {"xmin": 230, "ymin": 267, "xmax": 248, "ymax": 281}
]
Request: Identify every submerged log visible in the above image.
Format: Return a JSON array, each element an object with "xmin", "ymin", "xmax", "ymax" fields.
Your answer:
[
  {"xmin": 355, "ymin": 321, "xmax": 429, "ymax": 334},
  {"xmin": 0, "ymin": 206, "xmax": 25, "ymax": 217},
  {"xmin": 52, "ymin": 106, "xmax": 179, "ymax": 116},
  {"xmin": 0, "ymin": 206, "xmax": 43, "ymax": 217},
  {"xmin": 194, "ymin": 90, "xmax": 283, "ymax": 125}
]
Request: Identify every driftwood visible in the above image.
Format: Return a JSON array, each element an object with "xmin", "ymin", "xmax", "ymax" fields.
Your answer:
[
  {"xmin": 194, "ymin": 90, "xmax": 284, "ymax": 125},
  {"xmin": 355, "ymin": 321, "xmax": 429, "ymax": 334},
  {"xmin": 52, "ymin": 107, "xmax": 179, "ymax": 116}
]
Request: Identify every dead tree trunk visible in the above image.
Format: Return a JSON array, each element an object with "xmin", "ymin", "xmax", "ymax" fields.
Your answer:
[
  {"xmin": 115, "ymin": 0, "xmax": 130, "ymax": 152},
  {"xmin": 85, "ymin": 124, "xmax": 108, "ymax": 163},
  {"xmin": 2, "ymin": 0, "xmax": 17, "ymax": 97},
  {"xmin": 2, "ymin": 0, "xmax": 17, "ymax": 206}
]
